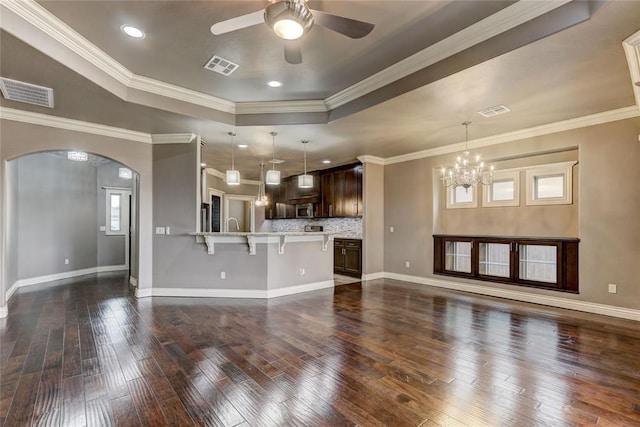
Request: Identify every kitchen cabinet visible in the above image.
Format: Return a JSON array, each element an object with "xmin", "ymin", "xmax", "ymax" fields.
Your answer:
[
  {"xmin": 265, "ymin": 178, "xmax": 295, "ymax": 219},
  {"xmin": 289, "ymin": 171, "xmax": 320, "ymax": 204},
  {"xmin": 334, "ymin": 238, "xmax": 362, "ymax": 277},
  {"xmin": 320, "ymin": 163, "xmax": 362, "ymax": 218}
]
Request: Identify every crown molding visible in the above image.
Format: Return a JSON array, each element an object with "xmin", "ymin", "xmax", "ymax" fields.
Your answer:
[
  {"xmin": 128, "ymin": 75, "xmax": 235, "ymax": 114},
  {"xmin": 357, "ymin": 155, "xmax": 385, "ymax": 165},
  {"xmin": 236, "ymin": 100, "xmax": 327, "ymax": 114},
  {"xmin": 623, "ymin": 29, "xmax": 640, "ymax": 108},
  {"xmin": 2, "ymin": 0, "xmax": 571, "ymax": 118},
  {"xmin": 382, "ymin": 106, "xmax": 640, "ymax": 165},
  {"xmin": 151, "ymin": 133, "xmax": 197, "ymax": 144},
  {"xmin": 325, "ymin": 0, "xmax": 571, "ymax": 110},
  {"xmin": 0, "ymin": 106, "xmax": 153, "ymax": 143}
]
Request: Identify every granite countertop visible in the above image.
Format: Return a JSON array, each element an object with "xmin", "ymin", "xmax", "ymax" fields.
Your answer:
[
  {"xmin": 190, "ymin": 231, "xmax": 339, "ymax": 237},
  {"xmin": 334, "ymin": 235, "xmax": 363, "ymax": 240}
]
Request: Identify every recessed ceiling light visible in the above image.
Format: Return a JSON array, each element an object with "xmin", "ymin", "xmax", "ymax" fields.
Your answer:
[
  {"xmin": 121, "ymin": 25, "xmax": 145, "ymax": 39},
  {"xmin": 237, "ymin": 144, "xmax": 249, "ymax": 149},
  {"xmin": 268, "ymin": 81, "xmax": 282, "ymax": 88},
  {"xmin": 322, "ymin": 160, "xmax": 331, "ymax": 164}
]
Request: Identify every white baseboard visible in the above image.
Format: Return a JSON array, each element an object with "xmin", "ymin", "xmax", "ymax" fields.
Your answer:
[
  {"xmin": 5, "ymin": 265, "xmax": 128, "ymax": 302},
  {"xmin": 361, "ymin": 272, "xmax": 385, "ymax": 281},
  {"xmin": 136, "ymin": 287, "xmax": 152, "ymax": 298},
  {"xmin": 0, "ymin": 305, "xmax": 7, "ymax": 318},
  {"xmin": 384, "ymin": 272, "xmax": 640, "ymax": 322},
  {"xmin": 147, "ymin": 280, "xmax": 335, "ymax": 300}
]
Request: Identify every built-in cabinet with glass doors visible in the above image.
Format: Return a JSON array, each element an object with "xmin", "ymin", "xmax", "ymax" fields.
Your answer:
[{"xmin": 433, "ymin": 235, "xmax": 579, "ymax": 292}]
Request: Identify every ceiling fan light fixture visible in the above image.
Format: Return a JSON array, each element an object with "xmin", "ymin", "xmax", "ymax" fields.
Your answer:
[{"xmin": 265, "ymin": 1, "xmax": 313, "ymax": 40}]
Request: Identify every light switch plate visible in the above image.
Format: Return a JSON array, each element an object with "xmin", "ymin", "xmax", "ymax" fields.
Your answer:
[
  {"xmin": 155, "ymin": 227, "xmax": 166, "ymax": 235},
  {"xmin": 99, "ymin": 225, "xmax": 106, "ymax": 231}
]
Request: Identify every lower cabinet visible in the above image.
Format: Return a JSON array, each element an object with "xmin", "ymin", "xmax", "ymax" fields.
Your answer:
[{"xmin": 334, "ymin": 238, "xmax": 362, "ymax": 278}]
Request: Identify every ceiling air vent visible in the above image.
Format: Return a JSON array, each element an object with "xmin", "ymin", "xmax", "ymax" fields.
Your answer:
[
  {"xmin": 204, "ymin": 55, "xmax": 239, "ymax": 76},
  {"xmin": 478, "ymin": 104, "xmax": 510, "ymax": 118},
  {"xmin": 0, "ymin": 77, "xmax": 54, "ymax": 108}
]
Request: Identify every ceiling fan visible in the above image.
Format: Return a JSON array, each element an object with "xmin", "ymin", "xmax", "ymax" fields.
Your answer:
[{"xmin": 210, "ymin": 0, "xmax": 375, "ymax": 65}]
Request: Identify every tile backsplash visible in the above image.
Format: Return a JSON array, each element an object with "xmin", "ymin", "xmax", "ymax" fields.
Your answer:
[{"xmin": 263, "ymin": 218, "xmax": 363, "ymax": 238}]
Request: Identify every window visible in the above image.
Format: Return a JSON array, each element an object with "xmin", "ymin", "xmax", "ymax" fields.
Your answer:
[
  {"xmin": 526, "ymin": 162, "xmax": 575, "ymax": 206},
  {"xmin": 446, "ymin": 185, "xmax": 478, "ymax": 209},
  {"xmin": 105, "ymin": 188, "xmax": 131, "ymax": 236},
  {"xmin": 482, "ymin": 170, "xmax": 520, "ymax": 207},
  {"xmin": 110, "ymin": 194, "xmax": 121, "ymax": 232},
  {"xmin": 433, "ymin": 235, "xmax": 578, "ymax": 292}
]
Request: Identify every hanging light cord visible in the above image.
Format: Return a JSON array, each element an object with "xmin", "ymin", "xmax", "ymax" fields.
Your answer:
[
  {"xmin": 302, "ymin": 140, "xmax": 309, "ymax": 174},
  {"xmin": 229, "ymin": 131, "xmax": 236, "ymax": 170},
  {"xmin": 270, "ymin": 131, "xmax": 277, "ymax": 171}
]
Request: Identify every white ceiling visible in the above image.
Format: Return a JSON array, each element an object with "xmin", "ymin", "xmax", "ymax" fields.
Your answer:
[{"xmin": 1, "ymin": 1, "xmax": 639, "ymax": 179}]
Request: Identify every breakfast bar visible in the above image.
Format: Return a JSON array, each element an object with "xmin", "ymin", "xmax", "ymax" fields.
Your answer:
[{"xmin": 171, "ymin": 231, "xmax": 336, "ymax": 298}]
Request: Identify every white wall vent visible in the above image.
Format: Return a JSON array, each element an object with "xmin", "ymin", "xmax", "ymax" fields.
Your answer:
[
  {"xmin": 204, "ymin": 55, "xmax": 239, "ymax": 76},
  {"xmin": 478, "ymin": 104, "xmax": 511, "ymax": 118},
  {"xmin": 0, "ymin": 77, "xmax": 54, "ymax": 108}
]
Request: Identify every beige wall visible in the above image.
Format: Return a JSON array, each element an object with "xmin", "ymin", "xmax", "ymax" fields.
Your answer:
[
  {"xmin": 0, "ymin": 120, "xmax": 154, "ymax": 306},
  {"xmin": 435, "ymin": 149, "xmax": 579, "ymax": 237},
  {"xmin": 362, "ymin": 162, "xmax": 384, "ymax": 275},
  {"xmin": 385, "ymin": 117, "xmax": 640, "ymax": 310}
]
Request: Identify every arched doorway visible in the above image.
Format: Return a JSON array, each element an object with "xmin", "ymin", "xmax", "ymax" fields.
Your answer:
[{"xmin": 3, "ymin": 150, "xmax": 139, "ymax": 301}]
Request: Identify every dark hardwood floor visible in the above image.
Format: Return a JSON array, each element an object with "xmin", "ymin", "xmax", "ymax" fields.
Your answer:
[{"xmin": 1, "ymin": 273, "xmax": 639, "ymax": 426}]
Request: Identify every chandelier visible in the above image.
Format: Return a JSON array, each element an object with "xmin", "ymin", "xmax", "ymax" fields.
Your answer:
[
  {"xmin": 255, "ymin": 162, "xmax": 269, "ymax": 207},
  {"xmin": 440, "ymin": 121, "xmax": 493, "ymax": 189}
]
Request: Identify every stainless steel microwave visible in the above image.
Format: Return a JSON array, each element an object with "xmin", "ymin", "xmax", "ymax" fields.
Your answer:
[{"xmin": 295, "ymin": 203, "xmax": 314, "ymax": 219}]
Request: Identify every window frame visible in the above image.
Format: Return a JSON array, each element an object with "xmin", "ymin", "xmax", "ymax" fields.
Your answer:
[
  {"xmin": 433, "ymin": 235, "xmax": 579, "ymax": 293},
  {"xmin": 482, "ymin": 170, "xmax": 520, "ymax": 207},
  {"xmin": 525, "ymin": 161, "xmax": 576, "ymax": 206}
]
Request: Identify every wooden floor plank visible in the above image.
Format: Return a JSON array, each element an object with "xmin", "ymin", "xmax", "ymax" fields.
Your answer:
[{"xmin": 1, "ymin": 273, "xmax": 639, "ymax": 426}]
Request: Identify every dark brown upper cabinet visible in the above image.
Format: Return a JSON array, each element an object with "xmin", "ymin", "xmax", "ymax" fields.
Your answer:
[{"xmin": 319, "ymin": 163, "xmax": 363, "ymax": 218}]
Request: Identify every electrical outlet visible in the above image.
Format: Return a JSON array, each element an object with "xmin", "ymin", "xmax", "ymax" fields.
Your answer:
[
  {"xmin": 99, "ymin": 225, "xmax": 106, "ymax": 232},
  {"xmin": 390, "ymin": 226, "xmax": 395, "ymax": 233},
  {"xmin": 220, "ymin": 272, "xmax": 226, "ymax": 279},
  {"xmin": 405, "ymin": 261, "xmax": 410, "ymax": 268},
  {"xmin": 64, "ymin": 258, "xmax": 69, "ymax": 265},
  {"xmin": 299, "ymin": 268, "xmax": 305, "ymax": 276},
  {"xmin": 608, "ymin": 283, "xmax": 617, "ymax": 294}
]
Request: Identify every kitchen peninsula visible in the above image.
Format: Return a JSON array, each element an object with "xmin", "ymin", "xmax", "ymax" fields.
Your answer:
[{"xmin": 176, "ymin": 231, "xmax": 336, "ymax": 299}]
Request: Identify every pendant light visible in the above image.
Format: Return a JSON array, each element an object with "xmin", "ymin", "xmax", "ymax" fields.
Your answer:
[
  {"xmin": 298, "ymin": 139, "xmax": 313, "ymax": 188},
  {"xmin": 225, "ymin": 131, "xmax": 240, "ymax": 185},
  {"xmin": 265, "ymin": 131, "xmax": 281, "ymax": 185},
  {"xmin": 440, "ymin": 121, "xmax": 493, "ymax": 189},
  {"xmin": 255, "ymin": 161, "xmax": 269, "ymax": 207}
]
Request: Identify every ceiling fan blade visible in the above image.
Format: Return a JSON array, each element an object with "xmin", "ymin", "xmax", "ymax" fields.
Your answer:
[
  {"xmin": 210, "ymin": 10, "xmax": 264, "ymax": 35},
  {"xmin": 284, "ymin": 40, "xmax": 302, "ymax": 64},
  {"xmin": 310, "ymin": 9, "xmax": 375, "ymax": 39}
]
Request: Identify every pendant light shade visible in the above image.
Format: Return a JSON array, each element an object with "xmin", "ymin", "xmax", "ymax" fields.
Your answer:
[
  {"xmin": 225, "ymin": 131, "xmax": 241, "ymax": 186},
  {"xmin": 298, "ymin": 139, "xmax": 313, "ymax": 188},
  {"xmin": 266, "ymin": 131, "xmax": 281, "ymax": 185}
]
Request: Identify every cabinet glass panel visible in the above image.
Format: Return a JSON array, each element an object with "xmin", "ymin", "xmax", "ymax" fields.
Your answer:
[
  {"xmin": 479, "ymin": 242, "xmax": 510, "ymax": 278},
  {"xmin": 519, "ymin": 244, "xmax": 557, "ymax": 283},
  {"xmin": 445, "ymin": 241, "xmax": 472, "ymax": 273}
]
